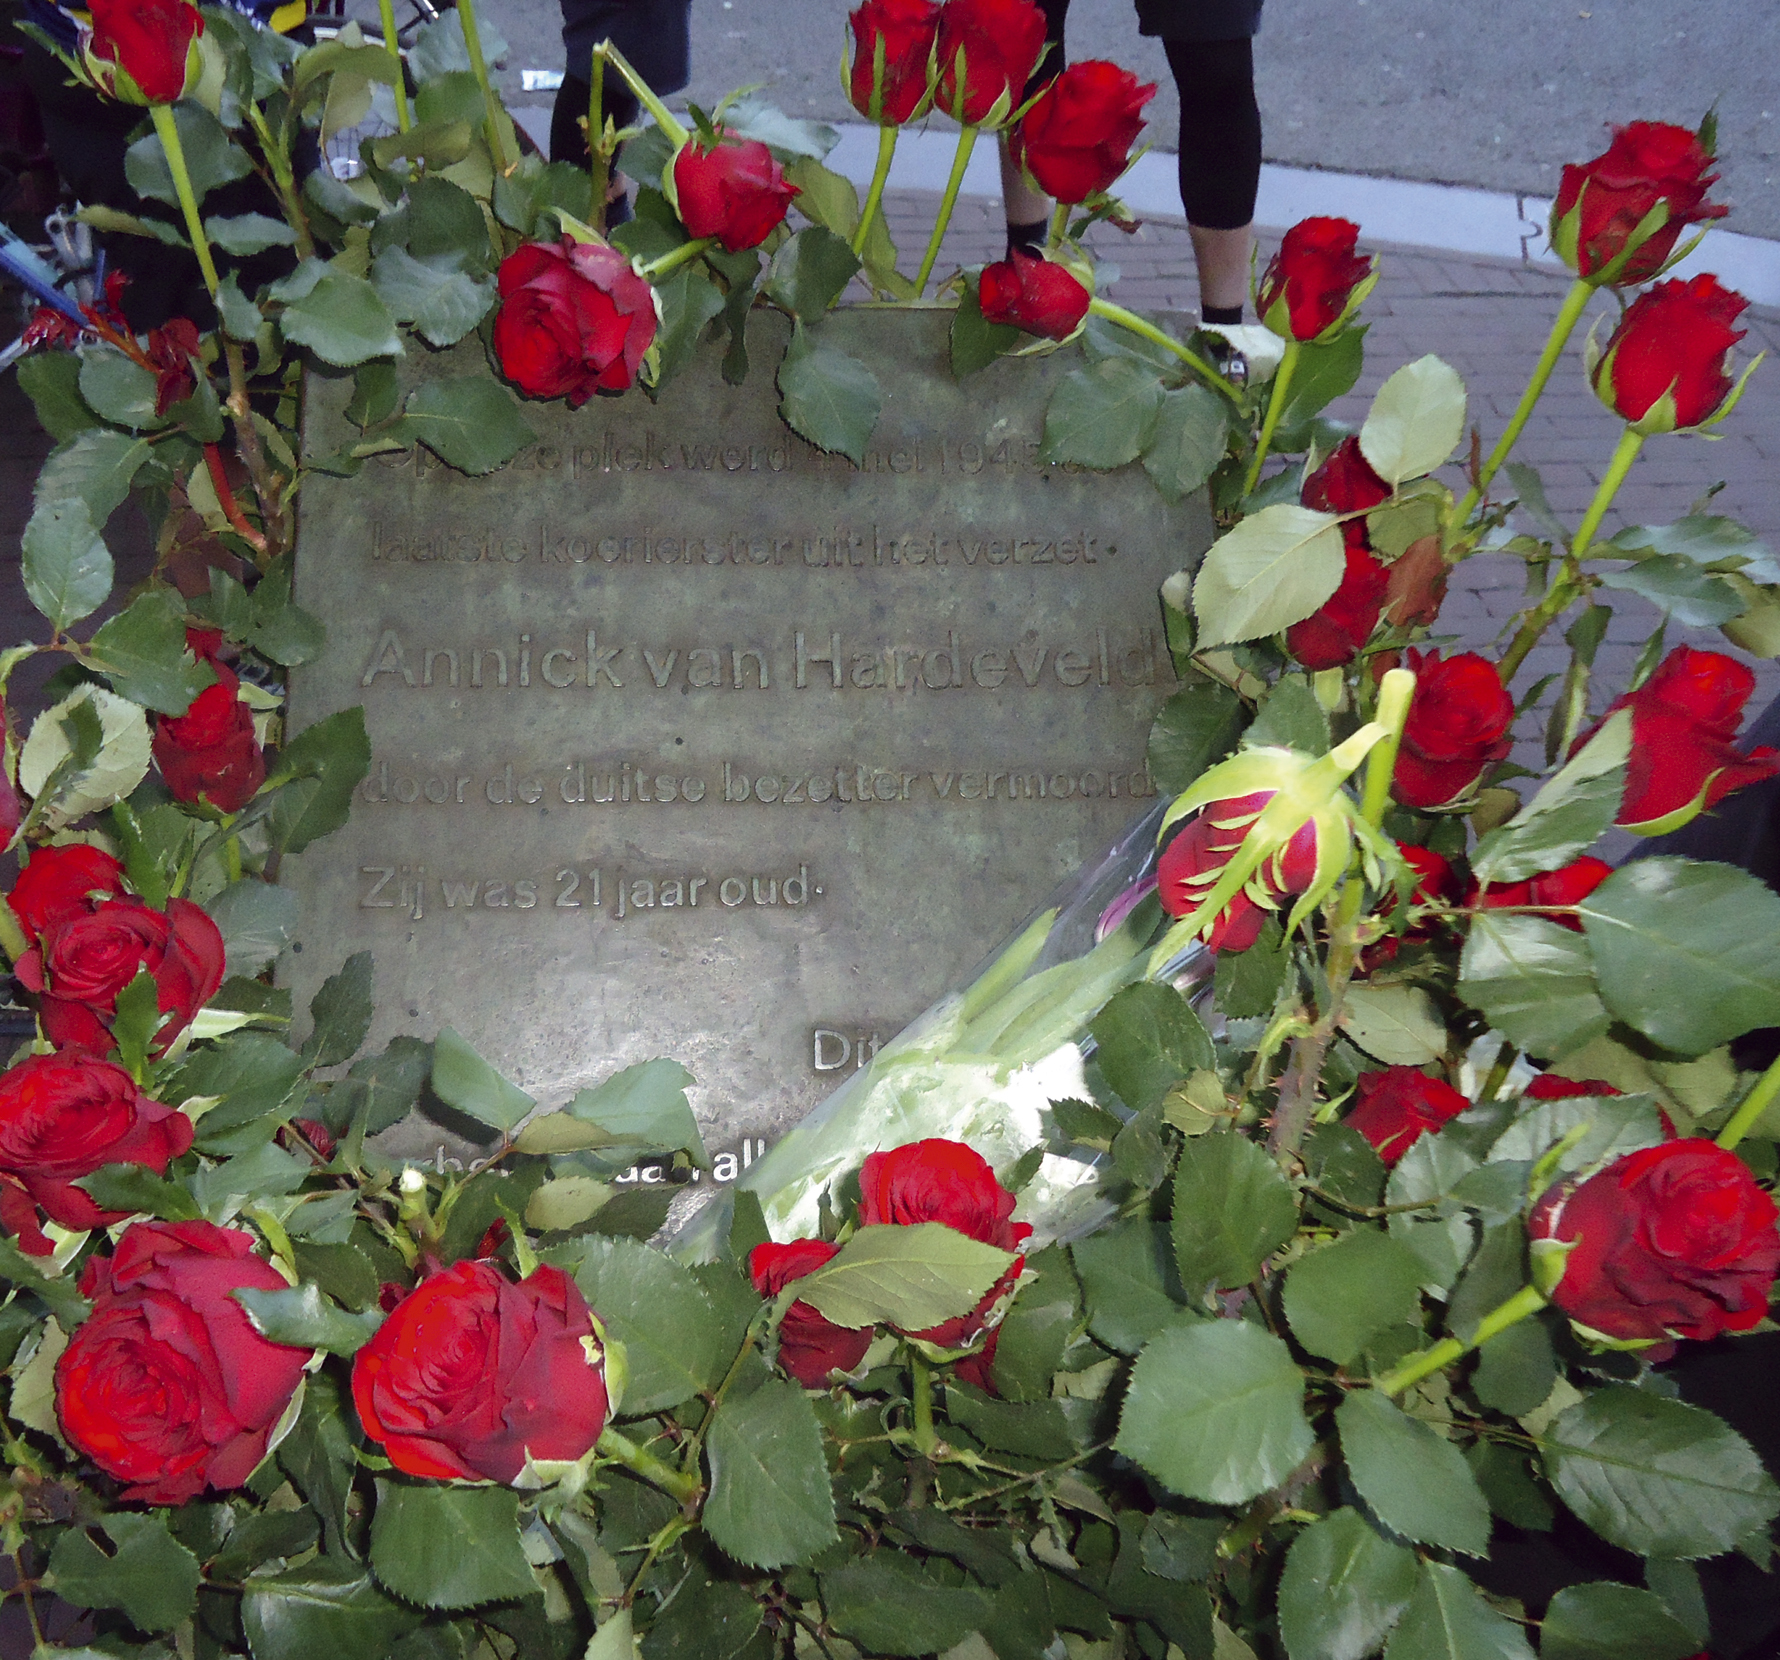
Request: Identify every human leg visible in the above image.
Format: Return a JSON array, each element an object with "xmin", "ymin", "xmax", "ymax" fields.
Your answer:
[{"xmin": 1002, "ymin": 0, "xmax": 1070, "ymax": 255}]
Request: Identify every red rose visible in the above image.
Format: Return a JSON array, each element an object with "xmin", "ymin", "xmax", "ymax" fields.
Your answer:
[
  {"xmin": 1396, "ymin": 844, "xmax": 1456, "ymax": 906},
  {"xmin": 8, "ymin": 843, "xmax": 126, "ymax": 945},
  {"xmin": 352, "ymin": 1259, "xmax": 610, "ymax": 1484},
  {"xmin": 1345, "ymin": 1066, "xmax": 1470, "ymax": 1167},
  {"xmin": 153, "ymin": 660, "xmax": 264, "ymax": 813},
  {"xmin": 858, "ymin": 1139, "xmax": 1032, "ymax": 1351},
  {"xmin": 673, "ymin": 134, "xmax": 800, "ymax": 254},
  {"xmin": 145, "ymin": 319, "xmax": 201, "ymax": 417},
  {"xmin": 1551, "ymin": 121, "xmax": 1727, "ymax": 286},
  {"xmin": 1257, "ymin": 218, "xmax": 1373, "ymax": 342},
  {"xmin": 19, "ymin": 895, "xmax": 225, "ymax": 1057},
  {"xmin": 750, "ymin": 1238, "xmax": 873, "ymax": 1386},
  {"xmin": 56, "ymin": 1221, "xmax": 311, "ymax": 1504},
  {"xmin": 1158, "ymin": 790, "xmax": 1319, "ymax": 953},
  {"xmin": 493, "ymin": 241, "xmax": 658, "ymax": 405},
  {"xmin": 848, "ymin": 0, "xmax": 941, "ymax": 125},
  {"xmin": 1302, "ymin": 434, "xmax": 1392, "ymax": 526},
  {"xmin": 1466, "ymin": 855, "xmax": 1614, "ymax": 933},
  {"xmin": 934, "ymin": 0, "xmax": 1050, "ymax": 126},
  {"xmin": 1286, "ymin": 543, "xmax": 1390, "ymax": 670},
  {"xmin": 977, "ymin": 250, "xmax": 1091, "ymax": 341},
  {"xmin": 1524, "ymin": 1073, "xmax": 1622, "ymax": 1100},
  {"xmin": 1359, "ymin": 843, "xmax": 1454, "ymax": 974},
  {"xmin": 1593, "ymin": 275, "xmax": 1748, "ymax": 433},
  {"xmin": 0, "ymin": 1052, "xmax": 192, "ymax": 1255},
  {"xmin": 1529, "ymin": 1140, "xmax": 1780, "ymax": 1342},
  {"xmin": 1579, "ymin": 646, "xmax": 1779, "ymax": 831},
  {"xmin": 84, "ymin": 0, "xmax": 203, "ymax": 105},
  {"xmin": 1392, "ymin": 649, "xmax": 1515, "ymax": 809},
  {"xmin": 1012, "ymin": 61, "xmax": 1156, "ymax": 204}
]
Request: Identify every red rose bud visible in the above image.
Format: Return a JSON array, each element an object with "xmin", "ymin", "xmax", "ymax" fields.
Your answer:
[
  {"xmin": 1592, "ymin": 274, "xmax": 1750, "ymax": 433},
  {"xmin": 83, "ymin": 0, "xmax": 204, "ymax": 105},
  {"xmin": 185, "ymin": 626, "xmax": 227, "ymax": 667},
  {"xmin": 1392, "ymin": 648, "xmax": 1514, "ymax": 809},
  {"xmin": 8, "ymin": 843, "xmax": 126, "ymax": 946},
  {"xmin": 1011, "ymin": 60, "xmax": 1156, "ymax": 204},
  {"xmin": 1550, "ymin": 120, "xmax": 1727, "ymax": 286},
  {"xmin": 935, "ymin": 0, "xmax": 1050, "ymax": 126},
  {"xmin": 977, "ymin": 250, "xmax": 1091, "ymax": 340},
  {"xmin": 153, "ymin": 661, "xmax": 265, "ymax": 814},
  {"xmin": 848, "ymin": 0, "xmax": 942, "ymax": 125},
  {"xmin": 1360, "ymin": 843, "xmax": 1455, "ymax": 973},
  {"xmin": 1466, "ymin": 855, "xmax": 1614, "ymax": 933},
  {"xmin": 56, "ymin": 1221, "xmax": 311, "ymax": 1504},
  {"xmin": 1579, "ymin": 646, "xmax": 1780, "ymax": 832},
  {"xmin": 0, "ymin": 1053, "xmax": 192, "ymax": 1256},
  {"xmin": 1256, "ymin": 217, "xmax": 1374, "ymax": 342},
  {"xmin": 145, "ymin": 318, "xmax": 201, "ymax": 417},
  {"xmin": 1529, "ymin": 1139, "xmax": 1780, "ymax": 1343},
  {"xmin": 750, "ymin": 1238, "xmax": 873, "ymax": 1386},
  {"xmin": 353, "ymin": 1259, "xmax": 610, "ymax": 1483},
  {"xmin": 1524, "ymin": 1073, "xmax": 1622, "ymax": 1100},
  {"xmin": 1158, "ymin": 790, "xmax": 1319, "ymax": 953},
  {"xmin": 18, "ymin": 895, "xmax": 225, "ymax": 1057},
  {"xmin": 1346, "ymin": 1066, "xmax": 1471, "ymax": 1167},
  {"xmin": 493, "ymin": 241, "xmax": 658, "ymax": 405},
  {"xmin": 1286, "ymin": 543, "xmax": 1390, "ymax": 669},
  {"xmin": 1301, "ymin": 434, "xmax": 1392, "ymax": 529},
  {"xmin": 672, "ymin": 134, "xmax": 800, "ymax": 253}
]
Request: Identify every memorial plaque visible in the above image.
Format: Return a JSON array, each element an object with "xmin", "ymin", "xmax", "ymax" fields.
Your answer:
[{"xmin": 286, "ymin": 310, "xmax": 1209, "ymax": 1170}]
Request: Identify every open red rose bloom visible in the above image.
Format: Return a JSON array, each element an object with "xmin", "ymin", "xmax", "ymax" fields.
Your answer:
[
  {"xmin": 978, "ymin": 249, "xmax": 1091, "ymax": 340},
  {"xmin": 493, "ymin": 240, "xmax": 658, "ymax": 404}
]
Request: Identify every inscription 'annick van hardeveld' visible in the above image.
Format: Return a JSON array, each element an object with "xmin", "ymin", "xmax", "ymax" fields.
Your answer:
[{"xmin": 285, "ymin": 312, "xmax": 1212, "ymax": 1160}]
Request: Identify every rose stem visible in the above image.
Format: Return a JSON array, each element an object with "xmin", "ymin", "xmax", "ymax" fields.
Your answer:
[
  {"xmin": 852, "ymin": 123, "xmax": 898, "ymax": 257},
  {"xmin": 1088, "ymin": 297, "xmax": 1241, "ymax": 403},
  {"xmin": 1452, "ymin": 277, "xmax": 1593, "ymax": 529},
  {"xmin": 1372, "ymin": 1283, "xmax": 1548, "ymax": 1397},
  {"xmin": 1496, "ymin": 427, "xmax": 1644, "ymax": 682},
  {"xmin": 456, "ymin": 0, "xmax": 515, "ymax": 174},
  {"xmin": 1242, "ymin": 338, "xmax": 1300, "ymax": 496},
  {"xmin": 914, "ymin": 119, "xmax": 980, "ymax": 296},
  {"xmin": 641, "ymin": 237, "xmax": 718, "ymax": 280},
  {"xmin": 376, "ymin": 0, "xmax": 410, "ymax": 133},
  {"xmin": 598, "ymin": 42, "xmax": 688, "ymax": 146},
  {"xmin": 150, "ymin": 105, "xmax": 220, "ymax": 297},
  {"xmin": 587, "ymin": 45, "xmax": 608, "ymax": 234},
  {"xmin": 245, "ymin": 104, "xmax": 315, "ymax": 262},
  {"xmin": 203, "ymin": 443, "xmax": 268, "ymax": 555},
  {"xmin": 910, "ymin": 1349, "xmax": 938, "ymax": 1460},
  {"xmin": 1046, "ymin": 200, "xmax": 1069, "ymax": 249},
  {"xmin": 595, "ymin": 1427, "xmax": 701, "ymax": 1504},
  {"xmin": 1716, "ymin": 1049, "xmax": 1780, "ymax": 1150}
]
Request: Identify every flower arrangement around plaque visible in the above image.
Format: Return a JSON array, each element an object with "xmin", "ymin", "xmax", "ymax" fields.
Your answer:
[{"xmin": 0, "ymin": 3, "xmax": 1776, "ymax": 1659}]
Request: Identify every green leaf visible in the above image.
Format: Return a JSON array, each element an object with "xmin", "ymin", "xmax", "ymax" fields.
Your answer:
[
  {"xmin": 1192, "ymin": 503, "xmax": 1346, "ymax": 650},
  {"xmin": 1337, "ymin": 1389, "xmax": 1492, "ymax": 1556},
  {"xmin": 210, "ymin": 1509, "xmax": 322, "ymax": 1582},
  {"xmin": 945, "ymin": 1384, "xmax": 1076, "ymax": 1460},
  {"xmin": 1116, "ymin": 1319, "xmax": 1314, "ymax": 1504},
  {"xmin": 87, "ymin": 586, "xmax": 214, "ymax": 713},
  {"xmin": 403, "ymin": 377, "xmax": 535, "ymax": 475},
  {"xmin": 1172, "ymin": 1131, "xmax": 1299, "ymax": 1294},
  {"xmin": 242, "ymin": 1559, "xmax": 421, "ymax": 1660},
  {"xmin": 639, "ymin": 1565, "xmax": 761, "ymax": 1660},
  {"xmin": 0, "ymin": 1237, "xmax": 91, "ymax": 1326},
  {"xmin": 74, "ymin": 1161, "xmax": 201, "ymax": 1221},
  {"xmin": 1472, "ymin": 1316, "xmax": 1558, "ymax": 1416},
  {"xmin": 236, "ymin": 1282, "xmax": 380, "ymax": 1355},
  {"xmin": 821, "ymin": 1554, "xmax": 992, "ymax": 1657},
  {"xmin": 1539, "ymin": 1583, "xmax": 1699, "ymax": 1660},
  {"xmin": 17, "ymin": 350, "xmax": 99, "ymax": 442},
  {"xmin": 175, "ymin": 1031, "xmax": 308, "ymax": 1153},
  {"xmin": 1457, "ymin": 912, "xmax": 1610, "ymax": 1059},
  {"xmin": 517, "ymin": 1058, "xmax": 706, "ymax": 1164},
  {"xmin": 650, "ymin": 266, "xmax": 728, "ymax": 390},
  {"xmin": 795, "ymin": 1222, "xmax": 1013, "ymax": 1331},
  {"xmin": 1072, "ymin": 1218, "xmax": 1188, "ymax": 1355},
  {"xmin": 1359, "ymin": 355, "xmax": 1467, "ymax": 485},
  {"xmin": 370, "ymin": 1481, "xmax": 537, "ymax": 1610},
  {"xmin": 125, "ymin": 103, "xmax": 253, "ymax": 206},
  {"xmin": 281, "ymin": 265, "xmax": 403, "ymax": 366},
  {"xmin": 777, "ymin": 327, "xmax": 881, "ymax": 464},
  {"xmin": 1149, "ymin": 681, "xmax": 1248, "ymax": 794},
  {"xmin": 370, "ymin": 246, "xmax": 495, "ymax": 348},
  {"xmin": 951, "ymin": 278, "xmax": 1020, "ymax": 376},
  {"xmin": 1599, "ymin": 555, "xmax": 1745, "ymax": 627},
  {"xmin": 18, "ymin": 684, "xmax": 149, "ymax": 830},
  {"xmin": 1468, "ymin": 711, "xmax": 1630, "ymax": 886},
  {"xmin": 1283, "ymin": 1231, "xmax": 1426, "ymax": 1367},
  {"xmin": 765, "ymin": 225, "xmax": 861, "ymax": 320},
  {"xmin": 720, "ymin": 92, "xmax": 839, "ymax": 160},
  {"xmin": 566, "ymin": 1234, "xmax": 724, "ymax": 1413},
  {"xmin": 1341, "ymin": 985, "xmax": 1449, "ymax": 1066},
  {"xmin": 334, "ymin": 1036, "xmax": 433, "ymax": 1136},
  {"xmin": 47, "ymin": 1512, "xmax": 201, "ymax": 1632},
  {"xmin": 206, "ymin": 211, "xmax": 299, "ymax": 255},
  {"xmin": 1541, "ymin": 1386, "xmax": 1780, "ymax": 1558},
  {"xmin": 430, "ymin": 1025, "xmax": 535, "ymax": 1133},
  {"xmin": 1041, "ymin": 357, "xmax": 1164, "ymax": 469},
  {"xmin": 1092, "ymin": 980, "xmax": 1217, "ymax": 1113},
  {"xmin": 1274, "ymin": 327, "xmax": 1368, "ymax": 436},
  {"xmin": 265, "ymin": 707, "xmax": 372, "ymax": 855},
  {"xmin": 306, "ymin": 950, "xmax": 375, "ymax": 1068},
  {"xmin": 1247, "ymin": 676, "xmax": 1332, "ymax": 753},
  {"xmin": 1381, "ymin": 1562, "xmax": 1533, "ymax": 1660},
  {"xmin": 277, "ymin": 1370, "xmax": 362, "ymax": 1560},
  {"xmin": 1580, "ymin": 858, "xmax": 1780, "ymax": 1056},
  {"xmin": 37, "ymin": 427, "xmax": 152, "ymax": 522},
  {"xmin": 77, "ymin": 348, "xmax": 165, "ymax": 430},
  {"xmin": 1466, "ymin": 1442, "xmax": 1554, "ymax": 1532},
  {"xmin": 207, "ymin": 878, "xmax": 299, "ymax": 977},
  {"xmin": 218, "ymin": 273, "xmax": 265, "ymax": 341},
  {"xmin": 247, "ymin": 562, "xmax": 328, "ymax": 667},
  {"xmin": 704, "ymin": 1373, "xmax": 840, "ymax": 1568},
  {"xmin": 1142, "ymin": 383, "xmax": 1231, "ymax": 504},
  {"xmin": 1277, "ymin": 1508, "xmax": 1419, "ymax": 1660},
  {"xmin": 22, "ymin": 498, "xmax": 113, "ymax": 628}
]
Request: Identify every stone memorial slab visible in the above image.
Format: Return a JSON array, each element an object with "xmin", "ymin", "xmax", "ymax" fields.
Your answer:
[{"xmin": 286, "ymin": 310, "xmax": 1209, "ymax": 1172}]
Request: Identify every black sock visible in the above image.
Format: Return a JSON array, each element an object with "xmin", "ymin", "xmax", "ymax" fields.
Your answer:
[
  {"xmin": 1006, "ymin": 218, "xmax": 1048, "ymax": 257},
  {"xmin": 1202, "ymin": 303, "xmax": 1243, "ymax": 326}
]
